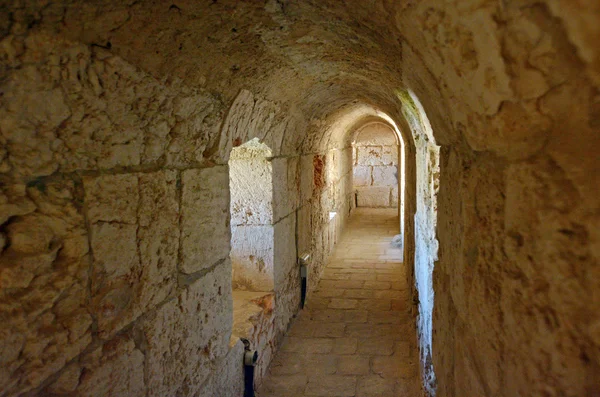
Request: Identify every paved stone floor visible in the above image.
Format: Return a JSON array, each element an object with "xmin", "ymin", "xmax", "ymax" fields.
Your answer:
[{"xmin": 257, "ymin": 208, "xmax": 421, "ymax": 397}]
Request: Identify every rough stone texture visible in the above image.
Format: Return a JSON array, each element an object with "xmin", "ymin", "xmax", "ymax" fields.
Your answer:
[
  {"xmin": 232, "ymin": 291, "xmax": 276, "ymax": 387},
  {"xmin": 0, "ymin": 178, "xmax": 92, "ymax": 395},
  {"xmin": 273, "ymin": 214, "xmax": 301, "ymax": 338},
  {"xmin": 353, "ymin": 123, "xmax": 399, "ymax": 208},
  {"xmin": 231, "ymin": 225, "xmax": 275, "ymax": 292},
  {"xmin": 229, "ymin": 139, "xmax": 273, "ymax": 226},
  {"xmin": 0, "ymin": 1, "xmax": 598, "ymax": 396},
  {"xmin": 181, "ymin": 166, "xmax": 230, "ymax": 275},
  {"xmin": 402, "ymin": 92, "xmax": 441, "ymax": 394},
  {"xmin": 68, "ymin": 335, "xmax": 145, "ymax": 396},
  {"xmin": 142, "ymin": 263, "xmax": 232, "ymax": 397},
  {"xmin": 197, "ymin": 338, "xmax": 245, "ymax": 397},
  {"xmin": 229, "ymin": 139, "xmax": 275, "ymax": 292},
  {"xmin": 85, "ymin": 171, "xmax": 179, "ymax": 339},
  {"xmin": 356, "ymin": 186, "xmax": 392, "ymax": 208}
]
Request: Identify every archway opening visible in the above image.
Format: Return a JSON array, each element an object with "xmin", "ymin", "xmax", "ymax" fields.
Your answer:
[
  {"xmin": 228, "ymin": 137, "xmax": 278, "ymax": 387},
  {"xmin": 229, "ymin": 138, "xmax": 275, "ymax": 292},
  {"xmin": 352, "ymin": 122, "xmax": 400, "ymax": 209}
]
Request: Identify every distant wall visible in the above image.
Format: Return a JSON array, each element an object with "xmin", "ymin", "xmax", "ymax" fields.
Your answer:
[
  {"xmin": 229, "ymin": 138, "xmax": 275, "ymax": 292},
  {"xmin": 352, "ymin": 123, "xmax": 399, "ymax": 207}
]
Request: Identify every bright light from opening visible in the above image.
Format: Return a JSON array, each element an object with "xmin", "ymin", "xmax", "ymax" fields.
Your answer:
[{"xmin": 329, "ymin": 211, "xmax": 337, "ymax": 221}]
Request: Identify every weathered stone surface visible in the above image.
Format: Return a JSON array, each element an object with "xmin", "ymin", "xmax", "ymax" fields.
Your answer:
[
  {"xmin": 353, "ymin": 123, "xmax": 398, "ymax": 145},
  {"xmin": 356, "ymin": 146, "xmax": 383, "ymax": 166},
  {"xmin": 0, "ymin": 33, "xmax": 222, "ymax": 177},
  {"xmin": 272, "ymin": 156, "xmax": 300, "ymax": 222},
  {"xmin": 391, "ymin": 186, "xmax": 399, "ymax": 207},
  {"xmin": 274, "ymin": 214, "xmax": 301, "ymax": 335},
  {"xmin": 216, "ymin": 90, "xmax": 281, "ymax": 162},
  {"xmin": 356, "ymin": 186, "xmax": 391, "ymax": 207},
  {"xmin": 353, "ymin": 123, "xmax": 399, "ymax": 208},
  {"xmin": 198, "ymin": 338, "xmax": 245, "ymax": 397},
  {"xmin": 0, "ymin": 178, "xmax": 91, "ymax": 396},
  {"xmin": 0, "ymin": 1, "xmax": 598, "ymax": 396},
  {"xmin": 229, "ymin": 139, "xmax": 273, "ymax": 226},
  {"xmin": 231, "ymin": 225, "xmax": 274, "ymax": 291},
  {"xmin": 300, "ymin": 155, "xmax": 314, "ymax": 204},
  {"xmin": 84, "ymin": 174, "xmax": 138, "ymax": 224},
  {"xmin": 353, "ymin": 165, "xmax": 371, "ymax": 186},
  {"xmin": 86, "ymin": 171, "xmax": 178, "ymax": 339},
  {"xmin": 72, "ymin": 335, "xmax": 145, "ymax": 396},
  {"xmin": 372, "ymin": 166, "xmax": 398, "ymax": 186},
  {"xmin": 181, "ymin": 166, "xmax": 230, "ymax": 274},
  {"xmin": 142, "ymin": 263, "xmax": 232, "ymax": 397}
]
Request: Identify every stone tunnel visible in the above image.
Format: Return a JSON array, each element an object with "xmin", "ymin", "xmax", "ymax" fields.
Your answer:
[{"xmin": 0, "ymin": 1, "xmax": 598, "ymax": 396}]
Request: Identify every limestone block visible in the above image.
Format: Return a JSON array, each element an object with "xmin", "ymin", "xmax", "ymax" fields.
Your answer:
[
  {"xmin": 274, "ymin": 215, "xmax": 298, "ymax": 288},
  {"xmin": 326, "ymin": 149, "xmax": 339, "ymax": 184},
  {"xmin": 164, "ymin": 94, "xmax": 216, "ymax": 167},
  {"xmin": 87, "ymin": 171, "xmax": 178, "ymax": 338},
  {"xmin": 0, "ymin": 179, "xmax": 91, "ymax": 395},
  {"xmin": 230, "ymin": 149, "xmax": 273, "ymax": 226},
  {"xmin": 372, "ymin": 166, "xmax": 398, "ymax": 186},
  {"xmin": 355, "ymin": 124, "xmax": 397, "ymax": 145},
  {"xmin": 143, "ymin": 264, "xmax": 232, "ymax": 397},
  {"xmin": 297, "ymin": 204, "xmax": 312, "ymax": 255},
  {"xmin": 465, "ymin": 101, "xmax": 551, "ymax": 160},
  {"xmin": 74, "ymin": 335, "xmax": 145, "ymax": 396},
  {"xmin": 91, "ymin": 222, "xmax": 138, "ymax": 279},
  {"xmin": 199, "ymin": 338, "xmax": 245, "ymax": 397},
  {"xmin": 300, "ymin": 154, "xmax": 314, "ymax": 203},
  {"xmin": 287, "ymin": 156, "xmax": 300, "ymax": 210},
  {"xmin": 137, "ymin": 171, "xmax": 179, "ymax": 305},
  {"xmin": 231, "ymin": 225, "xmax": 275, "ymax": 291},
  {"xmin": 340, "ymin": 147, "xmax": 353, "ymax": 176},
  {"xmin": 273, "ymin": 215, "xmax": 300, "ymax": 333},
  {"xmin": 272, "ymin": 156, "xmax": 299, "ymax": 222},
  {"xmin": 353, "ymin": 166, "xmax": 371, "ymax": 186},
  {"xmin": 84, "ymin": 174, "xmax": 139, "ymax": 224},
  {"xmin": 381, "ymin": 145, "xmax": 398, "ymax": 166},
  {"xmin": 181, "ymin": 166, "xmax": 230, "ymax": 274},
  {"xmin": 391, "ymin": 186, "xmax": 399, "ymax": 207},
  {"xmin": 357, "ymin": 186, "xmax": 391, "ymax": 207},
  {"xmin": 357, "ymin": 146, "xmax": 383, "ymax": 166}
]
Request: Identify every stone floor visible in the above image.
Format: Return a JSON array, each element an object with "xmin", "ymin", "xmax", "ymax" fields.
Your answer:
[{"xmin": 257, "ymin": 208, "xmax": 421, "ymax": 397}]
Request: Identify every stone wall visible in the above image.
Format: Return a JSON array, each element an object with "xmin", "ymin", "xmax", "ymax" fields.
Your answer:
[
  {"xmin": 399, "ymin": 91, "xmax": 441, "ymax": 395},
  {"xmin": 353, "ymin": 123, "xmax": 399, "ymax": 208},
  {"xmin": 1, "ymin": 1, "xmax": 598, "ymax": 397},
  {"xmin": 0, "ymin": 31, "xmax": 356, "ymax": 391},
  {"xmin": 222, "ymin": 92, "xmax": 356, "ymax": 389},
  {"xmin": 298, "ymin": 147, "xmax": 355, "ymax": 303},
  {"xmin": 0, "ymin": 30, "xmax": 244, "ymax": 395},
  {"xmin": 397, "ymin": 3, "xmax": 600, "ymax": 396},
  {"xmin": 229, "ymin": 139, "xmax": 275, "ymax": 292}
]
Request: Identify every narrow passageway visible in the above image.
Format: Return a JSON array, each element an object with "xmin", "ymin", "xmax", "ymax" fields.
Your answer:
[{"xmin": 257, "ymin": 208, "xmax": 420, "ymax": 397}]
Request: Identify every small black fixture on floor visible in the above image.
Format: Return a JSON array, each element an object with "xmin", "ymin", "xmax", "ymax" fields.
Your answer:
[
  {"xmin": 299, "ymin": 252, "xmax": 310, "ymax": 308},
  {"xmin": 242, "ymin": 339, "xmax": 258, "ymax": 397}
]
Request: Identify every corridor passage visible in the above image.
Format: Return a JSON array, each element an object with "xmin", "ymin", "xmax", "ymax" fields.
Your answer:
[{"xmin": 257, "ymin": 209, "xmax": 420, "ymax": 397}]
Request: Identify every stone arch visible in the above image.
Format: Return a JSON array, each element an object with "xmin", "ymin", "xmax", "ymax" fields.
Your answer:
[
  {"xmin": 397, "ymin": 88, "xmax": 441, "ymax": 395},
  {"xmin": 324, "ymin": 99, "xmax": 440, "ymax": 394},
  {"xmin": 352, "ymin": 122, "xmax": 400, "ymax": 209}
]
